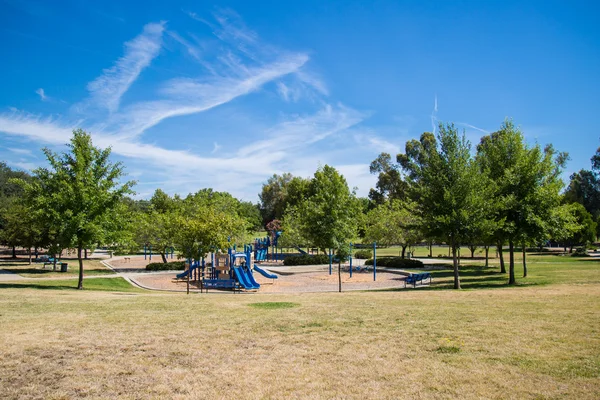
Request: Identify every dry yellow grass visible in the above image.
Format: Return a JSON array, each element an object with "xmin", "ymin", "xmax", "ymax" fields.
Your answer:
[{"xmin": 0, "ymin": 281, "xmax": 598, "ymax": 399}]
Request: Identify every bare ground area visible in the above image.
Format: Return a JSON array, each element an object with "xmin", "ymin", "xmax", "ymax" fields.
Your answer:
[
  {"xmin": 0, "ymin": 284, "xmax": 598, "ymax": 399},
  {"xmin": 131, "ymin": 269, "xmax": 407, "ymax": 293}
]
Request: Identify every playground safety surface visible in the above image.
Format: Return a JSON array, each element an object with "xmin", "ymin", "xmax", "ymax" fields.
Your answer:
[{"xmin": 131, "ymin": 269, "xmax": 408, "ymax": 293}]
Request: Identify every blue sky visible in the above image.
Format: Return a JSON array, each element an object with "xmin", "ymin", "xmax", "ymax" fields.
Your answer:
[{"xmin": 1, "ymin": 0, "xmax": 599, "ymax": 201}]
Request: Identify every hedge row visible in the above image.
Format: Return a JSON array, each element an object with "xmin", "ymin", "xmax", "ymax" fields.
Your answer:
[
  {"xmin": 353, "ymin": 249, "xmax": 373, "ymax": 259},
  {"xmin": 364, "ymin": 257, "xmax": 424, "ymax": 269},
  {"xmin": 283, "ymin": 254, "xmax": 330, "ymax": 266},
  {"xmin": 145, "ymin": 261, "xmax": 186, "ymax": 271}
]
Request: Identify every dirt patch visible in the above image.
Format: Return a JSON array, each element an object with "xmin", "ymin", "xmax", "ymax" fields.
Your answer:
[{"xmin": 132, "ymin": 269, "xmax": 407, "ymax": 293}]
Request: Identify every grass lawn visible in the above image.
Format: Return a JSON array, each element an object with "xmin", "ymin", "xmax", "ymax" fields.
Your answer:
[
  {"xmin": 0, "ymin": 258, "xmax": 115, "ymax": 278},
  {"xmin": 0, "ymin": 277, "xmax": 146, "ymax": 293},
  {"xmin": 0, "ymin": 257, "xmax": 598, "ymax": 398}
]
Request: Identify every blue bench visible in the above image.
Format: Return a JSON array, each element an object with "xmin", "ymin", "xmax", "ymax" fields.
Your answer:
[
  {"xmin": 201, "ymin": 279, "xmax": 240, "ymax": 293},
  {"xmin": 404, "ymin": 272, "xmax": 432, "ymax": 288}
]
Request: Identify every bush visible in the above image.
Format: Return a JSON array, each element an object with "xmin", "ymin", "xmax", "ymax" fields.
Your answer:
[
  {"xmin": 354, "ymin": 249, "xmax": 373, "ymax": 259},
  {"xmin": 364, "ymin": 257, "xmax": 424, "ymax": 269},
  {"xmin": 283, "ymin": 254, "xmax": 330, "ymax": 266},
  {"xmin": 146, "ymin": 261, "xmax": 185, "ymax": 271},
  {"xmin": 571, "ymin": 247, "xmax": 589, "ymax": 257}
]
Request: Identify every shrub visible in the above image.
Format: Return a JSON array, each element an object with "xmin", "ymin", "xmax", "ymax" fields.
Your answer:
[
  {"xmin": 364, "ymin": 257, "xmax": 424, "ymax": 269},
  {"xmin": 354, "ymin": 249, "xmax": 373, "ymax": 259},
  {"xmin": 283, "ymin": 254, "xmax": 330, "ymax": 266},
  {"xmin": 146, "ymin": 261, "xmax": 185, "ymax": 271},
  {"xmin": 571, "ymin": 247, "xmax": 589, "ymax": 257}
]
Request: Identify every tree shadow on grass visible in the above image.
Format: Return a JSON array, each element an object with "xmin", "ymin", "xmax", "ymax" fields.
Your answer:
[
  {"xmin": 1, "ymin": 268, "xmax": 114, "ymax": 276},
  {"xmin": 372, "ymin": 266, "xmax": 542, "ymax": 292},
  {"xmin": 0, "ymin": 283, "xmax": 76, "ymax": 290}
]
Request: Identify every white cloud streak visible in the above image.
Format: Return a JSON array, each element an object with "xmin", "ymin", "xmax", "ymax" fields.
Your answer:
[
  {"xmin": 84, "ymin": 22, "xmax": 165, "ymax": 113},
  {"xmin": 35, "ymin": 88, "xmax": 47, "ymax": 101}
]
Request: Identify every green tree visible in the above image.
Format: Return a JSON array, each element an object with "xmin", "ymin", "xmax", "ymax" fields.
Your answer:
[
  {"xmin": 368, "ymin": 153, "xmax": 408, "ymax": 205},
  {"xmin": 174, "ymin": 203, "xmax": 246, "ymax": 262},
  {"xmin": 259, "ymin": 173, "xmax": 293, "ymax": 225},
  {"xmin": 18, "ymin": 129, "xmax": 134, "ymax": 289},
  {"xmin": 398, "ymin": 124, "xmax": 489, "ymax": 289},
  {"xmin": 477, "ymin": 120, "xmax": 567, "ymax": 284},
  {"xmin": 561, "ymin": 203, "xmax": 596, "ymax": 251},
  {"xmin": 297, "ymin": 165, "xmax": 360, "ymax": 292},
  {"xmin": 364, "ymin": 199, "xmax": 420, "ymax": 258},
  {"xmin": 563, "ymin": 170, "xmax": 600, "ymax": 218}
]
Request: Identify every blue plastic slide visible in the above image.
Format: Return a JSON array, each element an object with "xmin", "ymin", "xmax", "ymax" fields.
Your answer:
[
  {"xmin": 296, "ymin": 246, "xmax": 308, "ymax": 255},
  {"xmin": 176, "ymin": 262, "xmax": 199, "ymax": 279},
  {"xmin": 233, "ymin": 267, "xmax": 259, "ymax": 289},
  {"xmin": 245, "ymin": 267, "xmax": 261, "ymax": 288},
  {"xmin": 253, "ymin": 264, "xmax": 278, "ymax": 279}
]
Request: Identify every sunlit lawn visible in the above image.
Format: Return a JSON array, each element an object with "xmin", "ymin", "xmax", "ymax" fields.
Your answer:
[
  {"xmin": 0, "ymin": 256, "xmax": 598, "ymax": 399},
  {"xmin": 0, "ymin": 258, "xmax": 115, "ymax": 278}
]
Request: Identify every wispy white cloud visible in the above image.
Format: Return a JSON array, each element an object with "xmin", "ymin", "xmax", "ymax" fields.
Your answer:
[
  {"xmin": 0, "ymin": 111, "xmax": 74, "ymax": 144},
  {"xmin": 456, "ymin": 122, "xmax": 489, "ymax": 134},
  {"xmin": 353, "ymin": 132, "xmax": 401, "ymax": 155},
  {"xmin": 431, "ymin": 94, "xmax": 438, "ymax": 134},
  {"xmin": 35, "ymin": 88, "xmax": 48, "ymax": 101},
  {"xmin": 7, "ymin": 161, "xmax": 37, "ymax": 171},
  {"xmin": 7, "ymin": 147, "xmax": 34, "ymax": 156},
  {"xmin": 0, "ymin": 12, "xmax": 371, "ymax": 201},
  {"xmin": 82, "ymin": 22, "xmax": 165, "ymax": 114}
]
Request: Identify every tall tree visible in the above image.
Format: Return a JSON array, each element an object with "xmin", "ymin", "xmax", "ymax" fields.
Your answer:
[
  {"xmin": 259, "ymin": 173, "xmax": 294, "ymax": 225},
  {"xmin": 368, "ymin": 153, "xmax": 408, "ymax": 205},
  {"xmin": 398, "ymin": 124, "xmax": 489, "ymax": 289},
  {"xmin": 297, "ymin": 165, "xmax": 360, "ymax": 292},
  {"xmin": 364, "ymin": 199, "xmax": 420, "ymax": 258},
  {"xmin": 477, "ymin": 120, "xmax": 567, "ymax": 284},
  {"xmin": 18, "ymin": 129, "xmax": 134, "ymax": 289}
]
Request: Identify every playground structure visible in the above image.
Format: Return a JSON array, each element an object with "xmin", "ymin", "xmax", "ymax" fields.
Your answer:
[
  {"xmin": 253, "ymin": 231, "xmax": 283, "ymax": 262},
  {"xmin": 175, "ymin": 244, "xmax": 278, "ymax": 293}
]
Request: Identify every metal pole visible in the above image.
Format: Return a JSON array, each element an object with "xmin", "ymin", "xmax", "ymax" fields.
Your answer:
[
  {"xmin": 144, "ymin": 244, "xmax": 147, "ymax": 260},
  {"xmin": 373, "ymin": 241, "xmax": 377, "ymax": 281},
  {"xmin": 349, "ymin": 243, "xmax": 353, "ymax": 278}
]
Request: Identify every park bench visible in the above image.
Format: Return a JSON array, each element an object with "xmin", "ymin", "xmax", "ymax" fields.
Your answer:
[
  {"xmin": 404, "ymin": 272, "xmax": 432, "ymax": 288},
  {"xmin": 201, "ymin": 279, "xmax": 240, "ymax": 293}
]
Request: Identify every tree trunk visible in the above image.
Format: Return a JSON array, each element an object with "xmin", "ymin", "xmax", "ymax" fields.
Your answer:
[
  {"xmin": 452, "ymin": 244, "xmax": 461, "ymax": 289},
  {"xmin": 84, "ymin": 248, "xmax": 88, "ymax": 259},
  {"xmin": 401, "ymin": 245, "xmax": 407, "ymax": 259},
  {"xmin": 470, "ymin": 245, "xmax": 475, "ymax": 258},
  {"xmin": 161, "ymin": 252, "xmax": 168, "ymax": 263},
  {"xmin": 569, "ymin": 245, "xmax": 573, "ymax": 254},
  {"xmin": 522, "ymin": 244, "xmax": 527, "ymax": 277},
  {"xmin": 498, "ymin": 244, "xmax": 506, "ymax": 273},
  {"xmin": 28, "ymin": 247, "xmax": 32, "ymax": 265},
  {"xmin": 11, "ymin": 246, "xmax": 16, "ymax": 259},
  {"xmin": 77, "ymin": 245, "xmax": 84, "ymax": 290},
  {"xmin": 338, "ymin": 260, "xmax": 342, "ymax": 293},
  {"xmin": 508, "ymin": 240, "xmax": 516, "ymax": 285},
  {"xmin": 485, "ymin": 246, "xmax": 489, "ymax": 267},
  {"xmin": 458, "ymin": 247, "xmax": 461, "ymax": 266},
  {"xmin": 429, "ymin": 241, "xmax": 432, "ymax": 258},
  {"xmin": 448, "ymin": 245, "xmax": 451, "ymax": 257}
]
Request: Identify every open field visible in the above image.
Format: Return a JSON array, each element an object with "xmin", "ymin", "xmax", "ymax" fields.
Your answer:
[{"xmin": 0, "ymin": 257, "xmax": 599, "ymax": 399}]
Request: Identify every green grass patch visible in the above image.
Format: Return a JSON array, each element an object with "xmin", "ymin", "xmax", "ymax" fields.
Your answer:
[
  {"xmin": 0, "ymin": 259, "xmax": 115, "ymax": 278},
  {"xmin": 248, "ymin": 301, "xmax": 300, "ymax": 309},
  {"xmin": 0, "ymin": 277, "xmax": 144, "ymax": 293}
]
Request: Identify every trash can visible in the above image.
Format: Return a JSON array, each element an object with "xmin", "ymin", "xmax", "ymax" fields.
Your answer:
[
  {"xmin": 407, "ymin": 252, "xmax": 412, "ymax": 259},
  {"xmin": 60, "ymin": 263, "xmax": 68, "ymax": 272}
]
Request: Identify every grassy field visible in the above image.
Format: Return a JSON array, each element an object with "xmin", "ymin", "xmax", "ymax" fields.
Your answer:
[
  {"xmin": 0, "ymin": 258, "xmax": 115, "ymax": 278},
  {"xmin": 0, "ymin": 257, "xmax": 598, "ymax": 399}
]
